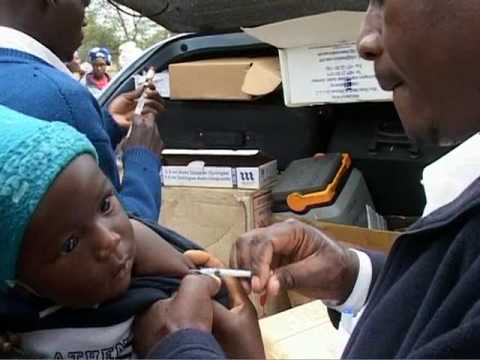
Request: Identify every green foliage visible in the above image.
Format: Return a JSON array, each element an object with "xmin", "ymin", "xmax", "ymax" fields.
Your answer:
[
  {"xmin": 78, "ymin": 12, "xmax": 122, "ymax": 63},
  {"xmin": 78, "ymin": 0, "xmax": 170, "ymax": 66},
  {"xmin": 138, "ymin": 28, "xmax": 170, "ymax": 50}
]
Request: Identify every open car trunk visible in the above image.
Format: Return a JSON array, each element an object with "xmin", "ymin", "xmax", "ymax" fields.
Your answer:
[
  {"xmin": 101, "ymin": 32, "xmax": 451, "ymax": 219},
  {"xmin": 113, "ymin": 0, "xmax": 368, "ymax": 32}
]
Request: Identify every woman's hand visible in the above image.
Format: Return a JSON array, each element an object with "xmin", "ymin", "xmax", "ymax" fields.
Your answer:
[
  {"xmin": 109, "ymin": 85, "xmax": 165, "ymax": 129},
  {"xmin": 133, "ymin": 274, "xmax": 221, "ymax": 357}
]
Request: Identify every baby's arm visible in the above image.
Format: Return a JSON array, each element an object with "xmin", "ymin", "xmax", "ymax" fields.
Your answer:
[{"xmin": 131, "ymin": 220, "xmax": 193, "ymax": 277}]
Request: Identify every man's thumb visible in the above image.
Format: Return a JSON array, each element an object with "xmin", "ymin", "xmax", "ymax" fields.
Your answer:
[{"xmin": 271, "ymin": 262, "xmax": 305, "ymax": 293}]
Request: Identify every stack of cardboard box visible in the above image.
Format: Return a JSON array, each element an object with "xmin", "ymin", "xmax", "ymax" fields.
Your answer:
[{"xmin": 159, "ymin": 150, "xmax": 278, "ymax": 265}]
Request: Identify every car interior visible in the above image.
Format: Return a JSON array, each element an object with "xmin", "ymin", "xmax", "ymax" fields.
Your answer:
[{"xmin": 101, "ymin": 31, "xmax": 451, "ymax": 221}]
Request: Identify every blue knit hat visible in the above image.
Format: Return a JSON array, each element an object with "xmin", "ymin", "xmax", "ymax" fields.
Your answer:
[
  {"xmin": 0, "ymin": 106, "xmax": 98, "ymax": 287},
  {"xmin": 88, "ymin": 47, "xmax": 112, "ymax": 66}
]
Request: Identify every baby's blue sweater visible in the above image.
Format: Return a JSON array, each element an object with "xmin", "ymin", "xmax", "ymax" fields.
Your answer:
[{"xmin": 0, "ymin": 49, "xmax": 161, "ymax": 222}]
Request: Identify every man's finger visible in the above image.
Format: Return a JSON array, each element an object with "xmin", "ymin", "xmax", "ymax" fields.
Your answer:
[
  {"xmin": 270, "ymin": 260, "xmax": 314, "ymax": 294},
  {"xmin": 233, "ymin": 233, "xmax": 255, "ymax": 273},
  {"xmin": 229, "ymin": 244, "xmax": 252, "ymax": 294},
  {"xmin": 248, "ymin": 234, "xmax": 274, "ymax": 294},
  {"xmin": 233, "ymin": 231, "xmax": 274, "ymax": 294}
]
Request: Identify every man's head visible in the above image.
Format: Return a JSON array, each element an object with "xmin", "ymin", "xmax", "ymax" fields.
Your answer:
[
  {"xmin": 66, "ymin": 51, "xmax": 83, "ymax": 74},
  {"xmin": 0, "ymin": 0, "xmax": 90, "ymax": 61},
  {"xmin": 357, "ymin": 0, "xmax": 480, "ymax": 146},
  {"xmin": 72, "ymin": 50, "xmax": 82, "ymax": 65},
  {"xmin": 0, "ymin": 106, "xmax": 135, "ymax": 307}
]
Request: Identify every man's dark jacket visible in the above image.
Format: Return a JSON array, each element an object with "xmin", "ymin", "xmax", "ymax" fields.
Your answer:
[{"xmin": 343, "ymin": 176, "xmax": 480, "ymax": 358}]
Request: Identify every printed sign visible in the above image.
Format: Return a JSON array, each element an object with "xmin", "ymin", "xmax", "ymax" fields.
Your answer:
[{"xmin": 281, "ymin": 42, "xmax": 392, "ymax": 106}]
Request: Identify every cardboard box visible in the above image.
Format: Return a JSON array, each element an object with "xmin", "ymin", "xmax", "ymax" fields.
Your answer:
[
  {"xmin": 274, "ymin": 214, "xmax": 399, "ymax": 254},
  {"xmin": 243, "ymin": 12, "xmax": 393, "ymax": 107},
  {"xmin": 160, "ymin": 186, "xmax": 291, "ymax": 316},
  {"xmin": 160, "ymin": 186, "xmax": 273, "ymax": 265},
  {"xmin": 169, "ymin": 57, "xmax": 281, "ymax": 101},
  {"xmin": 260, "ymin": 300, "xmax": 342, "ymax": 359},
  {"xmin": 161, "ymin": 149, "xmax": 278, "ymax": 190},
  {"xmin": 315, "ymin": 221, "xmax": 398, "ymax": 254}
]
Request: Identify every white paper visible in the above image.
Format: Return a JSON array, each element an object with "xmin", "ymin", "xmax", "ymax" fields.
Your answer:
[
  {"xmin": 134, "ymin": 70, "xmax": 170, "ymax": 98},
  {"xmin": 242, "ymin": 11, "xmax": 366, "ymax": 49},
  {"xmin": 281, "ymin": 43, "xmax": 392, "ymax": 106},
  {"xmin": 163, "ymin": 149, "xmax": 260, "ymax": 156},
  {"xmin": 366, "ymin": 204, "xmax": 387, "ymax": 230},
  {"xmin": 242, "ymin": 12, "xmax": 392, "ymax": 106}
]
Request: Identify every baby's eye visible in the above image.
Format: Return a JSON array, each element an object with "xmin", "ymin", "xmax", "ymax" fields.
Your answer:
[
  {"xmin": 100, "ymin": 194, "xmax": 113, "ymax": 214},
  {"xmin": 61, "ymin": 237, "xmax": 79, "ymax": 255}
]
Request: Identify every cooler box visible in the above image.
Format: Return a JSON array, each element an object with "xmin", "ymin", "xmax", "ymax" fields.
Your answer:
[{"xmin": 272, "ymin": 154, "xmax": 374, "ymax": 227}]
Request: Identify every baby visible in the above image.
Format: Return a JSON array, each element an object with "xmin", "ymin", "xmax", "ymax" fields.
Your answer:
[{"xmin": 0, "ymin": 105, "xmax": 227, "ymax": 358}]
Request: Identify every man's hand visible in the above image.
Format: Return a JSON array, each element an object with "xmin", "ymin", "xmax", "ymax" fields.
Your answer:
[
  {"xmin": 123, "ymin": 113, "xmax": 164, "ymax": 159},
  {"xmin": 133, "ymin": 274, "xmax": 221, "ymax": 356},
  {"xmin": 186, "ymin": 251, "xmax": 265, "ymax": 359},
  {"xmin": 109, "ymin": 85, "xmax": 165, "ymax": 128},
  {"xmin": 230, "ymin": 219, "xmax": 359, "ymax": 304}
]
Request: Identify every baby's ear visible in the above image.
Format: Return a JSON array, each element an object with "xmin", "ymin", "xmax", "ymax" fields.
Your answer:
[{"xmin": 184, "ymin": 250, "xmax": 225, "ymax": 268}]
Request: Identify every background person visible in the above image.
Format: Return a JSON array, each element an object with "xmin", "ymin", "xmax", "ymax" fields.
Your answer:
[
  {"xmin": 83, "ymin": 47, "xmax": 112, "ymax": 97},
  {"xmin": 65, "ymin": 50, "xmax": 85, "ymax": 81}
]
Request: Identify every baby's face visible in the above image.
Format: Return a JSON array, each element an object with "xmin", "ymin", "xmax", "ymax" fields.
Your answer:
[{"xmin": 17, "ymin": 155, "xmax": 136, "ymax": 307}]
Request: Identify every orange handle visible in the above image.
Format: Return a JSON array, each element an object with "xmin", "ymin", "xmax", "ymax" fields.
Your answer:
[{"xmin": 287, "ymin": 154, "xmax": 352, "ymax": 213}]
